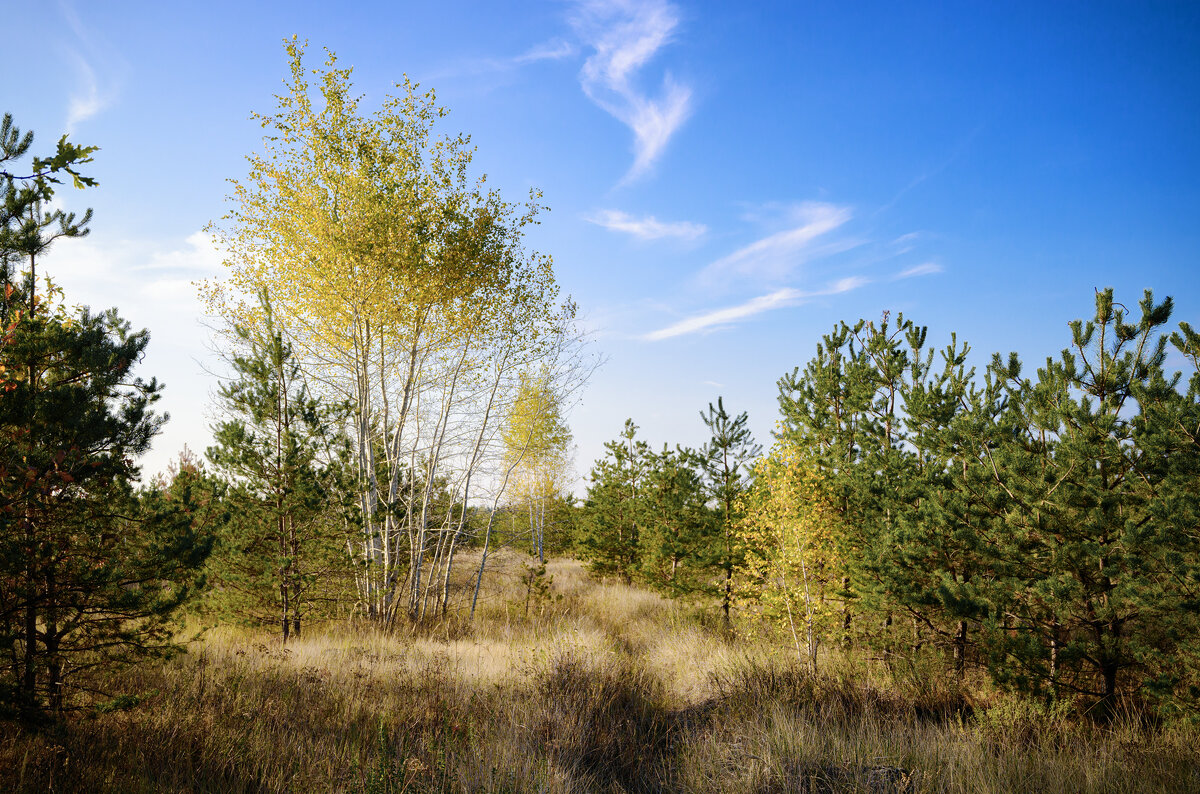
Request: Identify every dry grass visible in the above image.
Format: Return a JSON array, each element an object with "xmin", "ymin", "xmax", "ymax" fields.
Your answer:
[{"xmin": 2, "ymin": 551, "xmax": 1198, "ymax": 792}]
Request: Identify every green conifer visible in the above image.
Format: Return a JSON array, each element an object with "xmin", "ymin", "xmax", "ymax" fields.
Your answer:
[
  {"xmin": 1, "ymin": 115, "xmax": 209, "ymax": 724},
  {"xmin": 205, "ymin": 292, "xmax": 352, "ymax": 640}
]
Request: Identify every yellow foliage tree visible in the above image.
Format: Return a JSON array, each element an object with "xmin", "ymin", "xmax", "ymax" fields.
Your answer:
[
  {"xmin": 501, "ymin": 368, "xmax": 572, "ymax": 562},
  {"xmin": 735, "ymin": 439, "xmax": 843, "ymax": 672},
  {"xmin": 201, "ymin": 40, "xmax": 576, "ymax": 624}
]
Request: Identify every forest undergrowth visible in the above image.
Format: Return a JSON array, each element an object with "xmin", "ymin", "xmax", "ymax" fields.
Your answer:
[{"xmin": 2, "ymin": 552, "xmax": 1198, "ymax": 793}]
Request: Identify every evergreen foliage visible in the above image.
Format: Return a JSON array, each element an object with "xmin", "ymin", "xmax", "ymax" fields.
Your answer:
[
  {"xmin": 965, "ymin": 290, "xmax": 1200, "ymax": 710},
  {"xmin": 580, "ymin": 420, "xmax": 650, "ymax": 583},
  {"xmin": 0, "ymin": 115, "xmax": 209, "ymax": 724},
  {"xmin": 574, "ymin": 290, "xmax": 1200, "ymax": 715},
  {"xmin": 773, "ymin": 291, "xmax": 1200, "ymax": 712},
  {"xmin": 638, "ymin": 445, "xmax": 713, "ymax": 596},
  {"xmin": 205, "ymin": 293, "xmax": 354, "ymax": 639},
  {"xmin": 698, "ymin": 397, "xmax": 761, "ymax": 624},
  {"xmin": 578, "ymin": 415, "xmax": 739, "ymax": 599}
]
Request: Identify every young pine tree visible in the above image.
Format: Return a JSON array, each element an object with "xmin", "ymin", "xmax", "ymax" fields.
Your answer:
[
  {"xmin": 580, "ymin": 420, "xmax": 650, "ymax": 583},
  {"xmin": 205, "ymin": 293, "xmax": 350, "ymax": 641},
  {"xmin": 698, "ymin": 398, "xmax": 761, "ymax": 625},
  {"xmin": 974, "ymin": 290, "xmax": 1200, "ymax": 711},
  {"xmin": 638, "ymin": 445, "xmax": 713, "ymax": 596}
]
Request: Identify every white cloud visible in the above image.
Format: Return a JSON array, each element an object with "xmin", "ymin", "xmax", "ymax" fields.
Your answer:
[
  {"xmin": 65, "ymin": 52, "xmax": 104, "ymax": 133},
  {"xmin": 137, "ymin": 231, "xmax": 226, "ymax": 274},
  {"xmin": 59, "ymin": 1, "xmax": 121, "ymax": 133},
  {"xmin": 829, "ymin": 275, "xmax": 870, "ymax": 293},
  {"xmin": 895, "ymin": 262, "xmax": 943, "ymax": 279},
  {"xmin": 890, "ymin": 231, "xmax": 922, "ymax": 254},
  {"xmin": 572, "ymin": 0, "xmax": 692, "ymax": 182},
  {"xmin": 33, "ymin": 230, "xmax": 226, "ymax": 481},
  {"xmin": 513, "ymin": 39, "xmax": 577, "ymax": 64},
  {"xmin": 698, "ymin": 202, "xmax": 855, "ymax": 286},
  {"xmin": 424, "ymin": 38, "xmax": 577, "ymax": 83},
  {"xmin": 645, "ymin": 276, "xmax": 869, "ymax": 341},
  {"xmin": 645, "ymin": 289, "xmax": 802, "ymax": 341},
  {"xmin": 585, "ymin": 209, "xmax": 705, "ymax": 240},
  {"xmin": 40, "ymin": 233, "xmax": 226, "ymax": 339}
]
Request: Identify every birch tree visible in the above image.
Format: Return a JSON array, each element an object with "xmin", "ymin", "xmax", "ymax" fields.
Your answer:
[
  {"xmin": 735, "ymin": 441, "xmax": 841, "ymax": 673},
  {"xmin": 202, "ymin": 41, "xmax": 578, "ymax": 625},
  {"xmin": 501, "ymin": 369, "xmax": 572, "ymax": 563}
]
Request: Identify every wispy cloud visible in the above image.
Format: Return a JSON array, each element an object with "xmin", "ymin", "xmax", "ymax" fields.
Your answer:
[
  {"xmin": 876, "ymin": 125, "xmax": 984, "ymax": 215},
  {"xmin": 645, "ymin": 276, "xmax": 869, "ymax": 341},
  {"xmin": 891, "ymin": 232, "xmax": 922, "ymax": 254},
  {"xmin": 698, "ymin": 202, "xmax": 855, "ymax": 286},
  {"xmin": 426, "ymin": 38, "xmax": 577, "ymax": 82},
  {"xmin": 65, "ymin": 52, "xmax": 104, "ymax": 133},
  {"xmin": 585, "ymin": 209, "xmax": 705, "ymax": 240},
  {"xmin": 895, "ymin": 262, "xmax": 943, "ymax": 279},
  {"xmin": 513, "ymin": 38, "xmax": 577, "ymax": 64},
  {"xmin": 59, "ymin": 1, "xmax": 122, "ymax": 133},
  {"xmin": 572, "ymin": 0, "xmax": 692, "ymax": 183}
]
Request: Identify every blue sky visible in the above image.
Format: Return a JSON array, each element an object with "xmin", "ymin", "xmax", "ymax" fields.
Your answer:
[{"xmin": 8, "ymin": 0, "xmax": 1200, "ymax": 485}]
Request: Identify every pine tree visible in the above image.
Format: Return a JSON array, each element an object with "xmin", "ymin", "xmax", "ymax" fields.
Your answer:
[
  {"xmin": 205, "ymin": 292, "xmax": 351, "ymax": 641},
  {"xmin": 0, "ymin": 114, "xmax": 209, "ymax": 723},
  {"xmin": 580, "ymin": 420, "xmax": 649, "ymax": 583},
  {"xmin": 698, "ymin": 398, "xmax": 761, "ymax": 625},
  {"xmin": 778, "ymin": 314, "xmax": 989, "ymax": 665},
  {"xmin": 639, "ymin": 445, "xmax": 713, "ymax": 596},
  {"xmin": 775, "ymin": 292, "xmax": 1200, "ymax": 709},
  {"xmin": 777, "ymin": 318, "xmax": 916, "ymax": 653},
  {"xmin": 971, "ymin": 290, "xmax": 1200, "ymax": 711},
  {"xmin": 875, "ymin": 326, "xmax": 988, "ymax": 673}
]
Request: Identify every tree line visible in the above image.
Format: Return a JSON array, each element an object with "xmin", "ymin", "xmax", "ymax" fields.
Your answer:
[{"xmin": 575, "ymin": 296, "xmax": 1200, "ymax": 716}]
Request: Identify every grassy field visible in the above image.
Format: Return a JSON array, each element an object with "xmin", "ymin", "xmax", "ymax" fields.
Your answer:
[{"xmin": 3, "ymin": 552, "xmax": 1198, "ymax": 793}]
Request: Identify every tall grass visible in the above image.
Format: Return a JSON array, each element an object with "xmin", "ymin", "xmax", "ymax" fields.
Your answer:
[{"xmin": 2, "ymin": 551, "xmax": 1197, "ymax": 792}]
